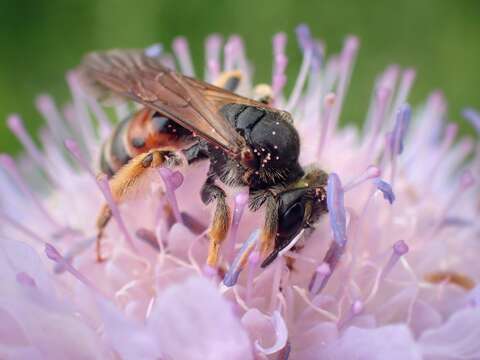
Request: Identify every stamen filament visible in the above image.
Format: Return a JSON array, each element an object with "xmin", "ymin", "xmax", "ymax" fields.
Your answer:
[
  {"xmin": 172, "ymin": 37, "xmax": 195, "ymax": 77},
  {"xmin": 225, "ymin": 192, "xmax": 249, "ymax": 263},
  {"xmin": 0, "ymin": 154, "xmax": 60, "ymax": 229},
  {"xmin": 158, "ymin": 168, "xmax": 184, "ymax": 224}
]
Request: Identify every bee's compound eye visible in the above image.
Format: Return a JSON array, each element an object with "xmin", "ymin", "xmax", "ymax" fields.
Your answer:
[{"xmin": 278, "ymin": 202, "xmax": 304, "ymax": 238}]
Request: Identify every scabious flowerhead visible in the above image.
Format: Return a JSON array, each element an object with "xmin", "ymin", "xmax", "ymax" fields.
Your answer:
[{"xmin": 1, "ymin": 25, "xmax": 480, "ymax": 359}]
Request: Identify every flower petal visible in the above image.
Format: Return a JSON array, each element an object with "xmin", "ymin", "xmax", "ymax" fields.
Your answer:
[
  {"xmin": 326, "ymin": 325, "xmax": 421, "ymax": 360},
  {"xmin": 148, "ymin": 276, "xmax": 253, "ymax": 360},
  {"xmin": 419, "ymin": 307, "xmax": 480, "ymax": 360},
  {"xmin": 97, "ymin": 297, "xmax": 161, "ymax": 360}
]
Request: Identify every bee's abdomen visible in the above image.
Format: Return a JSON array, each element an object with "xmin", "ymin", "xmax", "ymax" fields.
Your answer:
[{"xmin": 99, "ymin": 108, "xmax": 192, "ymax": 177}]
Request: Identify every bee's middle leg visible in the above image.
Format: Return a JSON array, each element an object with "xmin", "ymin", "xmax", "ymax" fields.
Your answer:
[
  {"xmin": 95, "ymin": 147, "xmax": 181, "ymax": 261},
  {"xmin": 201, "ymin": 179, "xmax": 231, "ymax": 267}
]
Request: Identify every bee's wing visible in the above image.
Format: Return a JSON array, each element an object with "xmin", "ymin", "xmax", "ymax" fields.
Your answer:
[{"xmin": 79, "ymin": 50, "xmax": 257, "ymax": 157}]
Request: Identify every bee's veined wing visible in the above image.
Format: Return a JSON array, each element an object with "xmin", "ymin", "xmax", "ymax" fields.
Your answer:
[{"xmin": 79, "ymin": 49, "xmax": 259, "ymax": 157}]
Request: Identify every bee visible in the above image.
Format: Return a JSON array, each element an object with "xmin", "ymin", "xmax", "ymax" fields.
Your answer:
[{"xmin": 78, "ymin": 49, "xmax": 328, "ymax": 268}]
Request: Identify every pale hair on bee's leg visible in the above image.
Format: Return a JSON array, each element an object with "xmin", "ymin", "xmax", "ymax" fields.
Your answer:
[
  {"xmin": 95, "ymin": 147, "xmax": 182, "ymax": 262},
  {"xmin": 213, "ymin": 70, "xmax": 243, "ymax": 92},
  {"xmin": 200, "ymin": 177, "xmax": 232, "ymax": 267},
  {"xmin": 253, "ymin": 84, "xmax": 274, "ymax": 104}
]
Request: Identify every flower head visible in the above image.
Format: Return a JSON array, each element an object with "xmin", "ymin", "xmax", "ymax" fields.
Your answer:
[{"xmin": 1, "ymin": 25, "xmax": 480, "ymax": 359}]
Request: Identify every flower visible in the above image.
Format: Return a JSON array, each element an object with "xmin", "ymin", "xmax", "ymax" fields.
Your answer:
[{"xmin": 1, "ymin": 25, "xmax": 479, "ymax": 359}]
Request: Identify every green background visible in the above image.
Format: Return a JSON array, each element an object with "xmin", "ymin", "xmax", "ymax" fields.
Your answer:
[{"xmin": 1, "ymin": 0, "xmax": 479, "ymax": 154}]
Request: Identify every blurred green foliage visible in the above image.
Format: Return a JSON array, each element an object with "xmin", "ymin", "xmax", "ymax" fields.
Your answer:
[{"xmin": 1, "ymin": 0, "xmax": 479, "ymax": 154}]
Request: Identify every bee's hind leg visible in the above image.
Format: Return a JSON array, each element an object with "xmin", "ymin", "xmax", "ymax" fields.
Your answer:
[
  {"xmin": 95, "ymin": 147, "xmax": 182, "ymax": 262},
  {"xmin": 201, "ymin": 177, "xmax": 231, "ymax": 268}
]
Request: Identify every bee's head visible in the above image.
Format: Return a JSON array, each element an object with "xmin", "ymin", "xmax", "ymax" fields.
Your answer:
[{"xmin": 261, "ymin": 185, "xmax": 327, "ymax": 267}]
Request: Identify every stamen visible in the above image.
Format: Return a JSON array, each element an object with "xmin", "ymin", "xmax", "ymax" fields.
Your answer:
[
  {"xmin": 16, "ymin": 272, "xmax": 37, "ymax": 287},
  {"xmin": 54, "ymin": 237, "xmax": 96, "ymax": 273},
  {"xmin": 389, "ymin": 104, "xmax": 412, "ymax": 184},
  {"xmin": 35, "ymin": 94, "xmax": 70, "ymax": 144},
  {"xmin": 223, "ymin": 229, "xmax": 260, "ymax": 287},
  {"xmin": 329, "ymin": 36, "xmax": 359, "ymax": 132},
  {"xmin": 172, "ymin": 37, "xmax": 195, "ymax": 77},
  {"xmin": 363, "ymin": 240, "xmax": 409, "ymax": 304},
  {"xmin": 269, "ymin": 257, "xmax": 284, "ymax": 312},
  {"xmin": 45, "ymin": 243, "xmax": 103, "ymax": 295},
  {"xmin": 310, "ymin": 173, "xmax": 348, "ymax": 294},
  {"xmin": 7, "ymin": 114, "xmax": 47, "ymax": 169},
  {"xmin": 66, "ymin": 71, "xmax": 96, "ymax": 152},
  {"xmin": 135, "ymin": 228, "xmax": 160, "ymax": 251},
  {"xmin": 85, "ymin": 97, "xmax": 112, "ymax": 139},
  {"xmin": 390, "ymin": 104, "xmax": 412, "ymax": 155},
  {"xmin": 462, "ymin": 108, "xmax": 480, "ymax": 134},
  {"xmin": 158, "ymin": 168, "xmax": 184, "ymax": 224},
  {"xmin": 308, "ymin": 262, "xmax": 331, "ymax": 294},
  {"xmin": 0, "ymin": 154, "xmax": 60, "ymax": 229},
  {"xmin": 285, "ymin": 25, "xmax": 313, "ymax": 112},
  {"xmin": 343, "ymin": 165, "xmax": 381, "ymax": 192},
  {"xmin": 272, "ymin": 32, "xmax": 288, "ymax": 98},
  {"xmin": 0, "ymin": 211, "xmax": 45, "ymax": 244},
  {"xmin": 245, "ymin": 250, "xmax": 260, "ymax": 307},
  {"xmin": 63, "ymin": 138, "xmax": 96, "ymax": 178},
  {"xmin": 205, "ymin": 34, "xmax": 222, "ymax": 81},
  {"xmin": 327, "ymin": 173, "xmax": 347, "ymax": 247},
  {"xmin": 373, "ymin": 178, "xmax": 395, "ymax": 204},
  {"xmin": 365, "ymin": 87, "xmax": 392, "ymax": 158},
  {"xmin": 65, "ymin": 138, "xmax": 136, "ymax": 251},
  {"xmin": 381, "ymin": 240, "xmax": 409, "ymax": 280},
  {"xmin": 389, "ymin": 69, "xmax": 416, "ymax": 125},
  {"xmin": 97, "ymin": 174, "xmax": 137, "ymax": 252},
  {"xmin": 427, "ymin": 123, "xmax": 458, "ymax": 182},
  {"xmin": 145, "ymin": 43, "xmax": 163, "ymax": 58},
  {"xmin": 337, "ymin": 300, "xmax": 363, "ymax": 330},
  {"xmin": 225, "ymin": 192, "xmax": 249, "ymax": 263},
  {"xmin": 317, "ymin": 92, "xmax": 336, "ymax": 158},
  {"xmin": 224, "ymin": 36, "xmax": 239, "ymax": 72}
]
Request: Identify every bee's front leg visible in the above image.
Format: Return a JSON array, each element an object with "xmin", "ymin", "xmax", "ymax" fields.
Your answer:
[
  {"xmin": 201, "ymin": 178, "xmax": 231, "ymax": 268},
  {"xmin": 95, "ymin": 147, "xmax": 181, "ymax": 262}
]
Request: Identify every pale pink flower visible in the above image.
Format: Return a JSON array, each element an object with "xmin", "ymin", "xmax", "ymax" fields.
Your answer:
[{"xmin": 1, "ymin": 25, "xmax": 479, "ymax": 359}]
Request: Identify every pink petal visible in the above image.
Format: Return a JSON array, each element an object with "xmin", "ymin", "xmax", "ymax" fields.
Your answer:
[
  {"xmin": 326, "ymin": 325, "xmax": 421, "ymax": 360},
  {"xmin": 148, "ymin": 276, "xmax": 253, "ymax": 359},
  {"xmin": 419, "ymin": 308, "xmax": 480, "ymax": 360},
  {"xmin": 97, "ymin": 297, "xmax": 161, "ymax": 360}
]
